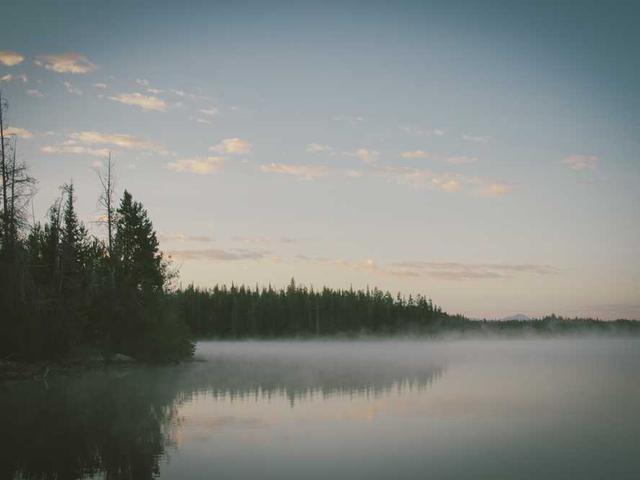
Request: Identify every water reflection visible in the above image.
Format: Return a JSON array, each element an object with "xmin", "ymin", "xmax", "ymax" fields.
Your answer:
[
  {"xmin": 183, "ymin": 343, "xmax": 445, "ymax": 405},
  {"xmin": 0, "ymin": 368, "xmax": 181, "ymax": 480},
  {"xmin": 0, "ymin": 342, "xmax": 444, "ymax": 480}
]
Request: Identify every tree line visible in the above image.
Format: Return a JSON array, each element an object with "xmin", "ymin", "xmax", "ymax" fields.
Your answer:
[
  {"xmin": 0, "ymin": 93, "xmax": 193, "ymax": 362},
  {"xmin": 172, "ymin": 280, "xmax": 454, "ymax": 337},
  {"xmin": 171, "ymin": 282, "xmax": 639, "ymax": 338}
]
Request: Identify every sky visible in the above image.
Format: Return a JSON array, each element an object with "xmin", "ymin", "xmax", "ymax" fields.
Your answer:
[{"xmin": 1, "ymin": 0, "xmax": 639, "ymax": 319}]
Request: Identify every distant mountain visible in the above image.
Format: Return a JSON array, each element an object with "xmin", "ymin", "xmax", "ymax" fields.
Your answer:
[{"xmin": 501, "ymin": 314, "xmax": 532, "ymax": 321}]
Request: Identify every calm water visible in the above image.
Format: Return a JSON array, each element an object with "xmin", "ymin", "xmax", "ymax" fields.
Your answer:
[{"xmin": 2, "ymin": 338, "xmax": 639, "ymax": 479}]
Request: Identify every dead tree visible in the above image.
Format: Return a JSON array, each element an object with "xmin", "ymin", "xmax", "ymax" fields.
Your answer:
[
  {"xmin": 97, "ymin": 153, "xmax": 115, "ymax": 256},
  {"xmin": 0, "ymin": 90, "xmax": 8, "ymax": 243},
  {"xmin": 0, "ymin": 94, "xmax": 35, "ymax": 248}
]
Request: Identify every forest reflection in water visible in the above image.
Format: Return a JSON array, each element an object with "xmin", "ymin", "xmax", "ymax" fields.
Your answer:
[
  {"xmin": 0, "ymin": 341, "xmax": 444, "ymax": 480},
  {"xmin": 2, "ymin": 338, "xmax": 640, "ymax": 480}
]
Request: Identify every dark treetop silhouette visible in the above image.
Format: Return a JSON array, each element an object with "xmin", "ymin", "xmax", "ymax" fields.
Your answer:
[{"xmin": 0, "ymin": 92, "xmax": 193, "ymax": 363}]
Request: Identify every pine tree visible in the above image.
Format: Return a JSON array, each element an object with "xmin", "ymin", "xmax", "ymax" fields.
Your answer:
[
  {"xmin": 60, "ymin": 183, "xmax": 89, "ymax": 287},
  {"xmin": 58, "ymin": 183, "xmax": 91, "ymax": 348},
  {"xmin": 114, "ymin": 190, "xmax": 165, "ymax": 292},
  {"xmin": 111, "ymin": 190, "xmax": 192, "ymax": 361}
]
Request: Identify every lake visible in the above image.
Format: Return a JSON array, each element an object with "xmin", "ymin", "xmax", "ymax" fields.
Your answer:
[{"xmin": 1, "ymin": 338, "xmax": 639, "ymax": 479}]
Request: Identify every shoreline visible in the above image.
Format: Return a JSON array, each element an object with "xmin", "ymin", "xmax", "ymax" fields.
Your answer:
[
  {"xmin": 0, "ymin": 354, "xmax": 139, "ymax": 382},
  {"xmin": 4, "ymin": 331, "xmax": 638, "ymax": 382}
]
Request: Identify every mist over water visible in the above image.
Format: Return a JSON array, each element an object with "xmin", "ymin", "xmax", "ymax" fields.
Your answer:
[{"xmin": 2, "ymin": 337, "xmax": 639, "ymax": 479}]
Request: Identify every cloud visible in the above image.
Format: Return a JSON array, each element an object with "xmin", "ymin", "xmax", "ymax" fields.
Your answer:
[
  {"xmin": 199, "ymin": 107, "xmax": 218, "ymax": 116},
  {"xmin": 69, "ymin": 131, "xmax": 168, "ymax": 153},
  {"xmin": 391, "ymin": 261, "xmax": 559, "ymax": 281},
  {"xmin": 355, "ymin": 148, "xmax": 379, "ymax": 164},
  {"xmin": 479, "ymin": 182, "xmax": 513, "ymax": 197},
  {"xmin": 136, "ymin": 78, "xmax": 149, "ymax": 87},
  {"xmin": 41, "ymin": 144, "xmax": 109, "ymax": 157},
  {"xmin": 0, "ymin": 73, "xmax": 27, "ymax": 83},
  {"xmin": 230, "ymin": 235, "xmax": 299, "ymax": 245},
  {"xmin": 401, "ymin": 150, "xmax": 430, "ymax": 159},
  {"xmin": 463, "ymin": 134, "xmax": 492, "ymax": 143},
  {"xmin": 431, "ymin": 177, "xmax": 461, "ymax": 192},
  {"xmin": 108, "ymin": 92, "xmax": 167, "ymax": 111},
  {"xmin": 374, "ymin": 166, "xmax": 509, "ymax": 196},
  {"xmin": 191, "ymin": 116, "xmax": 212, "ymax": 125},
  {"xmin": 261, "ymin": 157, "xmax": 508, "ymax": 196},
  {"xmin": 93, "ymin": 83, "xmax": 107, "ymax": 89},
  {"xmin": 27, "ymin": 89, "xmax": 45, "ymax": 98},
  {"xmin": 167, "ymin": 88, "xmax": 211, "ymax": 101},
  {"xmin": 345, "ymin": 169, "xmax": 365, "ymax": 178},
  {"xmin": 0, "ymin": 51, "xmax": 24, "ymax": 66},
  {"xmin": 562, "ymin": 154, "xmax": 597, "ymax": 171},
  {"xmin": 306, "ymin": 143, "xmax": 333, "ymax": 154},
  {"xmin": 159, "ymin": 234, "xmax": 213, "ymax": 243},
  {"xmin": 4, "ymin": 127, "xmax": 33, "ymax": 139},
  {"xmin": 374, "ymin": 165, "xmax": 448, "ymax": 191},
  {"xmin": 166, "ymin": 156, "xmax": 225, "ymax": 174},
  {"xmin": 296, "ymin": 255, "xmax": 419, "ymax": 278},
  {"xmin": 332, "ymin": 115, "xmax": 364, "ymax": 125},
  {"xmin": 400, "ymin": 150, "xmax": 477, "ymax": 164},
  {"xmin": 168, "ymin": 248, "xmax": 267, "ymax": 261},
  {"xmin": 63, "ymin": 80, "xmax": 82, "ymax": 95},
  {"xmin": 209, "ymin": 137, "xmax": 252, "ymax": 154},
  {"xmin": 43, "ymin": 131, "xmax": 168, "ymax": 157},
  {"xmin": 231, "ymin": 235, "xmax": 282, "ymax": 245},
  {"xmin": 260, "ymin": 163, "xmax": 333, "ymax": 180},
  {"xmin": 35, "ymin": 53, "xmax": 97, "ymax": 74},
  {"xmin": 275, "ymin": 255, "xmax": 556, "ymax": 280},
  {"xmin": 232, "ymin": 235, "xmax": 272, "ymax": 244},
  {"xmin": 401, "ymin": 126, "xmax": 445, "ymax": 137},
  {"xmin": 446, "ymin": 156, "xmax": 477, "ymax": 165}
]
